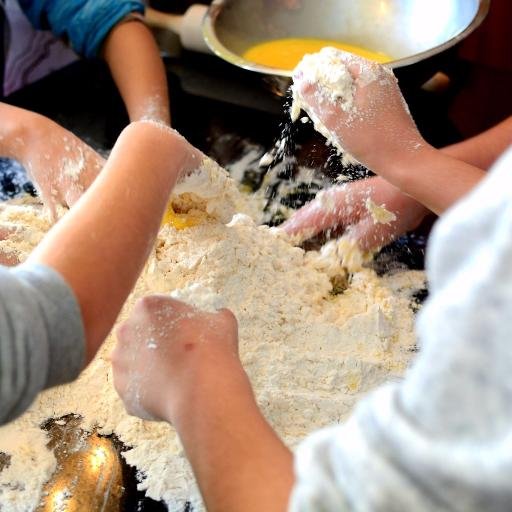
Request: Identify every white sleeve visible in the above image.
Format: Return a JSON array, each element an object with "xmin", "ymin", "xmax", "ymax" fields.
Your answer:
[{"xmin": 290, "ymin": 147, "xmax": 512, "ymax": 512}]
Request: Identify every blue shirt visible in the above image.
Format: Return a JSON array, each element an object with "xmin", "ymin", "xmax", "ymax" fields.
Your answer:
[
  {"xmin": 1, "ymin": 0, "xmax": 144, "ymax": 95},
  {"xmin": 19, "ymin": 0, "xmax": 144, "ymax": 58}
]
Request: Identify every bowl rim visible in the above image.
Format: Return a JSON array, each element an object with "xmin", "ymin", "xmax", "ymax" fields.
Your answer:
[{"xmin": 202, "ymin": 0, "xmax": 491, "ymax": 77}]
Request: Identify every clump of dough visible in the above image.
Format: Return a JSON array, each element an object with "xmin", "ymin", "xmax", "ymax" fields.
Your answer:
[{"xmin": 365, "ymin": 198, "xmax": 397, "ymax": 225}]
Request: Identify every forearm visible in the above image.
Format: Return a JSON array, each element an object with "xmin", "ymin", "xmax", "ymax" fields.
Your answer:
[
  {"xmin": 102, "ymin": 21, "xmax": 170, "ymax": 125},
  {"xmin": 27, "ymin": 123, "xmax": 187, "ymax": 362},
  {"xmin": 442, "ymin": 116, "xmax": 512, "ymax": 170},
  {"xmin": 378, "ymin": 145, "xmax": 486, "ymax": 215},
  {"xmin": 173, "ymin": 367, "xmax": 294, "ymax": 512}
]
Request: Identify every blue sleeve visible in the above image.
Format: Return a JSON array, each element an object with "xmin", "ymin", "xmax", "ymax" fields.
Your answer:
[
  {"xmin": 0, "ymin": 264, "xmax": 85, "ymax": 425},
  {"xmin": 18, "ymin": 0, "xmax": 145, "ymax": 58}
]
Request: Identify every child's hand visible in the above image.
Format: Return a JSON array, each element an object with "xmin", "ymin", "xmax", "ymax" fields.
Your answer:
[
  {"xmin": 281, "ymin": 177, "xmax": 429, "ymax": 251},
  {"xmin": 19, "ymin": 115, "xmax": 105, "ymax": 217},
  {"xmin": 112, "ymin": 295, "xmax": 241, "ymax": 423},
  {"xmin": 292, "ymin": 50, "xmax": 427, "ymax": 172}
]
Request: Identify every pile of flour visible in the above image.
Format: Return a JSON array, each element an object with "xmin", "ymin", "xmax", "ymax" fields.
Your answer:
[
  {"xmin": 0, "ymin": 156, "xmax": 425, "ymax": 511},
  {"xmin": 0, "ymin": 197, "xmax": 51, "ymax": 264}
]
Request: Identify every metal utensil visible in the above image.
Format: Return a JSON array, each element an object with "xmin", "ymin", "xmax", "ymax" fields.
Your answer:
[{"xmin": 202, "ymin": 0, "xmax": 490, "ymax": 77}]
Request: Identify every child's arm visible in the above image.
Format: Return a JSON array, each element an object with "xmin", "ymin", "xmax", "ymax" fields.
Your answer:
[
  {"xmin": 0, "ymin": 121, "xmax": 201, "ymax": 425},
  {"xmin": 28, "ymin": 121, "xmax": 200, "ymax": 362},
  {"xmin": 282, "ymin": 176, "xmax": 429, "ymax": 251},
  {"xmin": 442, "ymin": 115, "xmax": 512, "ymax": 170},
  {"xmin": 112, "ymin": 297, "xmax": 294, "ymax": 512},
  {"xmin": 0, "ymin": 102, "xmax": 104, "ymax": 216},
  {"xmin": 102, "ymin": 20, "xmax": 170, "ymax": 125},
  {"xmin": 19, "ymin": 1, "xmax": 170, "ymax": 124},
  {"xmin": 291, "ymin": 53, "xmax": 486, "ymax": 216}
]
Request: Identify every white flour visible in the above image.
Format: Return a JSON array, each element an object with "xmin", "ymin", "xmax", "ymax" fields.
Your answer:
[
  {"xmin": 173, "ymin": 157, "xmax": 263, "ymax": 224},
  {"xmin": 0, "ymin": 157, "xmax": 425, "ymax": 511},
  {"xmin": 61, "ymin": 145, "xmax": 85, "ymax": 182},
  {"xmin": 170, "ymin": 283, "xmax": 226, "ymax": 313},
  {"xmin": 290, "ymin": 47, "xmax": 390, "ymax": 166},
  {"xmin": 365, "ymin": 198, "xmax": 397, "ymax": 225},
  {"xmin": 0, "ymin": 197, "xmax": 51, "ymax": 264}
]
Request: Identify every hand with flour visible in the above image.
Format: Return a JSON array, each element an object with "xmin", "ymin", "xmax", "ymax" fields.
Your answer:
[
  {"xmin": 288, "ymin": 48, "xmax": 485, "ymax": 245},
  {"xmin": 112, "ymin": 296, "xmax": 294, "ymax": 512},
  {"xmin": 292, "ymin": 49, "xmax": 425, "ymax": 172},
  {"xmin": 0, "ymin": 103, "xmax": 105, "ymax": 218},
  {"xmin": 112, "ymin": 295, "xmax": 241, "ymax": 422},
  {"xmin": 282, "ymin": 176, "xmax": 429, "ymax": 251}
]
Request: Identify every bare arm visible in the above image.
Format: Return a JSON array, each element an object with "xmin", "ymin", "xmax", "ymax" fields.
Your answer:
[
  {"xmin": 102, "ymin": 21, "xmax": 171, "ymax": 125},
  {"xmin": 176, "ymin": 361, "xmax": 293, "ymax": 512},
  {"xmin": 113, "ymin": 297, "xmax": 294, "ymax": 512},
  {"xmin": 27, "ymin": 122, "xmax": 200, "ymax": 362},
  {"xmin": 291, "ymin": 55, "xmax": 486, "ymax": 216},
  {"xmin": 0, "ymin": 103, "xmax": 104, "ymax": 216},
  {"xmin": 442, "ymin": 116, "xmax": 512, "ymax": 170},
  {"xmin": 381, "ymin": 145, "xmax": 485, "ymax": 216}
]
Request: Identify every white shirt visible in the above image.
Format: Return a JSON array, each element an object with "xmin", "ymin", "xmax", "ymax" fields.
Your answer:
[{"xmin": 290, "ymin": 146, "xmax": 512, "ymax": 512}]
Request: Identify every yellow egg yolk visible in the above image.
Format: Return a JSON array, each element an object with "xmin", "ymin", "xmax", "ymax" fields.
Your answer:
[
  {"xmin": 162, "ymin": 204, "xmax": 203, "ymax": 230},
  {"xmin": 243, "ymin": 38, "xmax": 392, "ymax": 70}
]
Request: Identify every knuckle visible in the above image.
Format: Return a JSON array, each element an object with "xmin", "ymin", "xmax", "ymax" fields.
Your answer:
[
  {"xmin": 219, "ymin": 308, "xmax": 237, "ymax": 327},
  {"xmin": 137, "ymin": 294, "xmax": 164, "ymax": 314}
]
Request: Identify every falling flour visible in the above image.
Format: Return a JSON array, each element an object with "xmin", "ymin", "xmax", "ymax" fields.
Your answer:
[{"xmin": 0, "ymin": 156, "xmax": 425, "ymax": 511}]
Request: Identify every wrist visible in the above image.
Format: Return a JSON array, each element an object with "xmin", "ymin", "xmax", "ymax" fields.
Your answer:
[
  {"xmin": 167, "ymin": 355, "xmax": 254, "ymax": 427},
  {"xmin": 122, "ymin": 121, "xmax": 189, "ymax": 161},
  {"xmin": 373, "ymin": 143, "xmax": 438, "ymax": 191}
]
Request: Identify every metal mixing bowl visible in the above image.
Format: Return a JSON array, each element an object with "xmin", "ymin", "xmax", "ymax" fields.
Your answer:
[{"xmin": 202, "ymin": 0, "xmax": 490, "ymax": 77}]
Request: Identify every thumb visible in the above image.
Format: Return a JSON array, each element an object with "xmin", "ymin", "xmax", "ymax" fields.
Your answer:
[{"xmin": 281, "ymin": 187, "xmax": 357, "ymax": 239}]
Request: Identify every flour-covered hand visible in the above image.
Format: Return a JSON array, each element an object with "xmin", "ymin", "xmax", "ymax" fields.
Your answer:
[
  {"xmin": 13, "ymin": 112, "xmax": 105, "ymax": 218},
  {"xmin": 292, "ymin": 48, "xmax": 426, "ymax": 172},
  {"xmin": 281, "ymin": 176, "xmax": 429, "ymax": 251},
  {"xmin": 112, "ymin": 295, "xmax": 241, "ymax": 423}
]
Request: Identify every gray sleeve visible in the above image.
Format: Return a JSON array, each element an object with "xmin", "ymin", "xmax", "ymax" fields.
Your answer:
[
  {"xmin": 289, "ymin": 148, "xmax": 512, "ymax": 512},
  {"xmin": 0, "ymin": 264, "xmax": 85, "ymax": 425}
]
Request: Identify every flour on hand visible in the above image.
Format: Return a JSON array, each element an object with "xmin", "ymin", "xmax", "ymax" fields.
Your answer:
[
  {"xmin": 365, "ymin": 198, "xmax": 397, "ymax": 225},
  {"xmin": 290, "ymin": 47, "xmax": 389, "ymax": 166}
]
